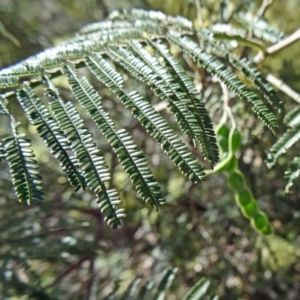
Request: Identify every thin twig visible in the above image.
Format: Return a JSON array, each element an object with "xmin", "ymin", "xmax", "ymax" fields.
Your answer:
[
  {"xmin": 85, "ymin": 257, "xmax": 95, "ymax": 300},
  {"xmin": 195, "ymin": 0, "xmax": 205, "ymax": 49},
  {"xmin": 194, "ymin": 0, "xmax": 203, "ymax": 29},
  {"xmin": 256, "ymin": 0, "xmax": 273, "ymax": 19},
  {"xmin": 220, "ymin": 82, "xmax": 230, "ymax": 108},
  {"xmin": 266, "ymin": 74, "xmax": 300, "ymax": 104},
  {"xmin": 253, "ymin": 28, "xmax": 300, "ymax": 64},
  {"xmin": 46, "ymin": 256, "xmax": 91, "ymax": 289}
]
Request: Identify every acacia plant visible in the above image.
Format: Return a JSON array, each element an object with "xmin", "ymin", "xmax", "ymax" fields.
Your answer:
[
  {"xmin": 0, "ymin": 7, "xmax": 297, "ymax": 232},
  {"xmin": 1, "ymin": 1, "xmax": 300, "ymax": 298}
]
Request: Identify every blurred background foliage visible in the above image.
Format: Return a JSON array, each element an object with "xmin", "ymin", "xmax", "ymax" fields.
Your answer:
[{"xmin": 0, "ymin": 0, "xmax": 300, "ymax": 299}]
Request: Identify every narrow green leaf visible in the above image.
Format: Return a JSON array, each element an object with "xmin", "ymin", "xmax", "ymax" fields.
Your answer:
[
  {"xmin": 4, "ymin": 132, "xmax": 43, "ymax": 205},
  {"xmin": 167, "ymin": 31, "xmax": 277, "ymax": 131},
  {"xmin": 64, "ymin": 62, "xmax": 165, "ymax": 208}
]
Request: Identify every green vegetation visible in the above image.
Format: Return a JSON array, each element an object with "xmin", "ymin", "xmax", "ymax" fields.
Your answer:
[{"xmin": 0, "ymin": 0, "xmax": 300, "ymax": 299}]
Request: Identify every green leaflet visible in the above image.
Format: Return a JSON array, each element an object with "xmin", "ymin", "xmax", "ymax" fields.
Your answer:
[
  {"xmin": 284, "ymin": 105, "xmax": 300, "ymax": 127},
  {"xmin": 128, "ymin": 40, "xmax": 198, "ymax": 140},
  {"xmin": 148, "ymin": 40, "xmax": 219, "ymax": 165},
  {"xmin": 108, "ymin": 44, "xmax": 202, "ymax": 151},
  {"xmin": 167, "ymin": 31, "xmax": 277, "ymax": 132},
  {"xmin": 152, "ymin": 268, "xmax": 177, "ymax": 300},
  {"xmin": 0, "ymin": 95, "xmax": 9, "ymax": 115},
  {"xmin": 284, "ymin": 156, "xmax": 300, "ymax": 193},
  {"xmin": 199, "ymin": 29, "xmax": 283, "ymax": 112},
  {"xmin": 120, "ymin": 277, "xmax": 141, "ymax": 300},
  {"xmin": 0, "ymin": 142, "xmax": 5, "ymax": 161},
  {"xmin": 86, "ymin": 53, "xmax": 205, "ymax": 183},
  {"xmin": 0, "ymin": 74, "xmax": 18, "ymax": 89},
  {"xmin": 234, "ymin": 12, "xmax": 284, "ymax": 43},
  {"xmin": 17, "ymin": 83, "xmax": 86, "ymax": 192},
  {"xmin": 182, "ymin": 278, "xmax": 211, "ymax": 300},
  {"xmin": 4, "ymin": 131, "xmax": 43, "ymax": 205},
  {"xmin": 267, "ymin": 124, "xmax": 300, "ymax": 168},
  {"xmin": 63, "ymin": 62, "xmax": 165, "ymax": 208},
  {"xmin": 0, "ymin": 8, "xmax": 285, "ymax": 227},
  {"xmin": 46, "ymin": 82, "xmax": 124, "ymax": 228}
]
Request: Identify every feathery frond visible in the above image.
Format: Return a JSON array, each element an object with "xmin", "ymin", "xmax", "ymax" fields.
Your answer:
[
  {"xmin": 198, "ymin": 29, "xmax": 283, "ymax": 111},
  {"xmin": 64, "ymin": 62, "xmax": 165, "ymax": 208},
  {"xmin": 109, "ymin": 43, "xmax": 215, "ymax": 163},
  {"xmin": 182, "ymin": 278, "xmax": 211, "ymax": 300},
  {"xmin": 0, "ymin": 95, "xmax": 9, "ymax": 115},
  {"xmin": 0, "ymin": 142, "xmax": 5, "ymax": 161},
  {"xmin": 120, "ymin": 277, "xmax": 141, "ymax": 300},
  {"xmin": 86, "ymin": 53, "xmax": 205, "ymax": 182},
  {"xmin": 0, "ymin": 8, "xmax": 283, "ymax": 228},
  {"xmin": 17, "ymin": 83, "xmax": 86, "ymax": 192},
  {"xmin": 152, "ymin": 42, "xmax": 219, "ymax": 164},
  {"xmin": 4, "ymin": 123, "xmax": 43, "ymax": 205},
  {"xmin": 285, "ymin": 156, "xmax": 300, "ymax": 193},
  {"xmin": 152, "ymin": 268, "xmax": 177, "ymax": 300},
  {"xmin": 266, "ymin": 124, "xmax": 300, "ymax": 168},
  {"xmin": 284, "ymin": 105, "xmax": 300, "ymax": 127},
  {"xmin": 46, "ymin": 82, "xmax": 124, "ymax": 228},
  {"xmin": 167, "ymin": 31, "xmax": 277, "ymax": 131},
  {"xmin": 234, "ymin": 12, "xmax": 284, "ymax": 43}
]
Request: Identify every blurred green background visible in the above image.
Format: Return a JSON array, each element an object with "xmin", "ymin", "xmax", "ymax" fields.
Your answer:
[{"xmin": 0, "ymin": 0, "xmax": 300, "ymax": 299}]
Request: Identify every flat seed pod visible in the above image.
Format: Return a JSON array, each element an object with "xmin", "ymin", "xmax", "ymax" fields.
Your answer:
[{"xmin": 228, "ymin": 170, "xmax": 245, "ymax": 192}]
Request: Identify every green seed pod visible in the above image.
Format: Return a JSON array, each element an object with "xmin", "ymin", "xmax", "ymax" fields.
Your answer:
[
  {"xmin": 224, "ymin": 156, "xmax": 238, "ymax": 171},
  {"xmin": 216, "ymin": 124, "xmax": 230, "ymax": 153},
  {"xmin": 214, "ymin": 156, "xmax": 238, "ymax": 173},
  {"xmin": 251, "ymin": 211, "xmax": 269, "ymax": 229},
  {"xmin": 227, "ymin": 170, "xmax": 245, "ymax": 192},
  {"xmin": 241, "ymin": 200, "xmax": 258, "ymax": 218},
  {"xmin": 231, "ymin": 129, "xmax": 242, "ymax": 153},
  {"xmin": 235, "ymin": 187, "xmax": 252, "ymax": 206},
  {"xmin": 258, "ymin": 224, "xmax": 272, "ymax": 235}
]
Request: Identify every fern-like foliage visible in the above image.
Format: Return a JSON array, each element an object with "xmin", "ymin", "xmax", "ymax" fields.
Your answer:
[
  {"xmin": 0, "ymin": 9, "xmax": 281, "ymax": 227},
  {"xmin": 285, "ymin": 156, "xmax": 300, "ymax": 193},
  {"xmin": 101, "ymin": 268, "xmax": 216, "ymax": 300},
  {"xmin": 182, "ymin": 277, "xmax": 211, "ymax": 300},
  {"xmin": 45, "ymin": 80, "xmax": 125, "ymax": 228},
  {"xmin": 63, "ymin": 62, "xmax": 165, "ymax": 208},
  {"xmin": 267, "ymin": 107, "xmax": 300, "ymax": 166},
  {"xmin": 3, "ymin": 124, "xmax": 43, "ymax": 205},
  {"xmin": 1, "ymin": 261, "xmax": 215, "ymax": 300},
  {"xmin": 17, "ymin": 83, "xmax": 87, "ymax": 192},
  {"xmin": 267, "ymin": 104, "xmax": 300, "ymax": 191},
  {"xmin": 267, "ymin": 124, "xmax": 300, "ymax": 168},
  {"xmin": 198, "ymin": 29, "xmax": 283, "ymax": 112},
  {"xmin": 234, "ymin": 12, "xmax": 284, "ymax": 43}
]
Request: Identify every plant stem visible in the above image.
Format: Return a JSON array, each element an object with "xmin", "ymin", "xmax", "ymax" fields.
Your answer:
[
  {"xmin": 266, "ymin": 74, "xmax": 300, "ymax": 104},
  {"xmin": 194, "ymin": 0, "xmax": 203, "ymax": 28},
  {"xmin": 253, "ymin": 28, "xmax": 300, "ymax": 63},
  {"xmin": 256, "ymin": 0, "xmax": 273, "ymax": 19}
]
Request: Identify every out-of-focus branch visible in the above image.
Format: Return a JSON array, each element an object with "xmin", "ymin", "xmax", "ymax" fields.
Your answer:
[
  {"xmin": 253, "ymin": 28, "xmax": 300, "ymax": 64},
  {"xmin": 194, "ymin": 0, "xmax": 203, "ymax": 28},
  {"xmin": 85, "ymin": 258, "xmax": 95, "ymax": 300},
  {"xmin": 46, "ymin": 256, "xmax": 91, "ymax": 289},
  {"xmin": 266, "ymin": 74, "xmax": 300, "ymax": 104}
]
